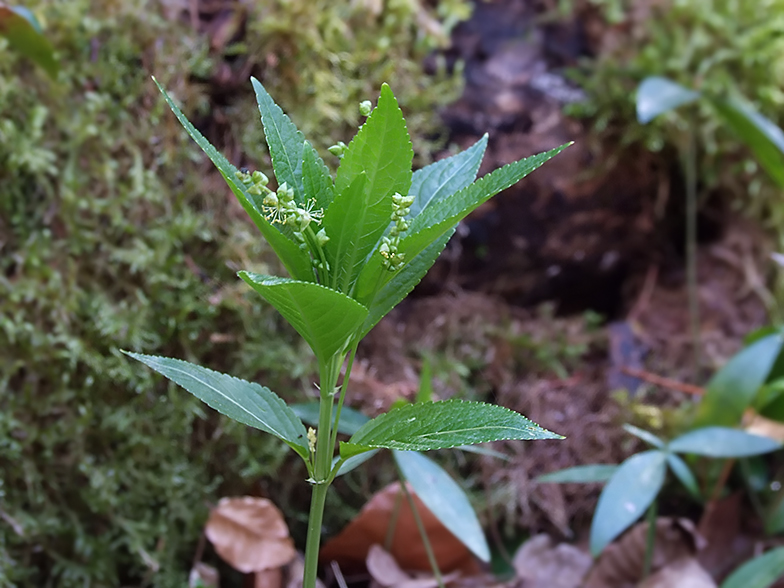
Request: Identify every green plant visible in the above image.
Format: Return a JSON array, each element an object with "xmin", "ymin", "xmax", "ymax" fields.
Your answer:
[
  {"xmin": 539, "ymin": 424, "xmax": 781, "ymax": 557},
  {"xmin": 0, "ymin": 3, "xmax": 57, "ymax": 76},
  {"xmin": 126, "ymin": 78, "xmax": 567, "ymax": 587}
]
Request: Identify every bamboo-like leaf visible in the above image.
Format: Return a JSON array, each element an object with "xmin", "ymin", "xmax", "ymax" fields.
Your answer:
[
  {"xmin": 537, "ymin": 464, "xmax": 618, "ymax": 484},
  {"xmin": 239, "ymin": 273, "xmax": 368, "ymax": 362},
  {"xmin": 721, "ymin": 547, "xmax": 784, "ymax": 588},
  {"xmin": 636, "ymin": 76, "xmax": 700, "ymax": 124},
  {"xmin": 666, "ymin": 453, "xmax": 700, "ymax": 500},
  {"xmin": 668, "ymin": 427, "xmax": 781, "ymax": 458},
  {"xmin": 251, "ymin": 77, "xmax": 306, "ymax": 200},
  {"xmin": 154, "ymin": 78, "xmax": 315, "ymax": 282},
  {"xmin": 123, "ymin": 352, "xmax": 309, "ymax": 460},
  {"xmin": 623, "ymin": 424, "xmax": 665, "ymax": 448},
  {"xmin": 695, "ymin": 333, "xmax": 783, "ymax": 427},
  {"xmin": 394, "ymin": 450, "xmax": 490, "ymax": 562},
  {"xmin": 340, "ymin": 400, "xmax": 561, "ymax": 458},
  {"xmin": 590, "ymin": 450, "xmax": 667, "ymax": 556}
]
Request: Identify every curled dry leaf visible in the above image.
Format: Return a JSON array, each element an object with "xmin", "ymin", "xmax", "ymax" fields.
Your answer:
[
  {"xmin": 205, "ymin": 496, "xmax": 296, "ymax": 573},
  {"xmin": 320, "ymin": 483, "xmax": 480, "ymax": 575},
  {"xmin": 584, "ymin": 518, "xmax": 704, "ymax": 588},
  {"xmin": 512, "ymin": 534, "xmax": 592, "ymax": 588}
]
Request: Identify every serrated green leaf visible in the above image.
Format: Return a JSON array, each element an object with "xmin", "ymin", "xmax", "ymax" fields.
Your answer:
[
  {"xmin": 154, "ymin": 78, "xmax": 315, "ymax": 282},
  {"xmin": 721, "ymin": 547, "xmax": 784, "ymax": 588},
  {"xmin": 123, "ymin": 352, "xmax": 309, "ymax": 460},
  {"xmin": 668, "ymin": 427, "xmax": 781, "ymax": 458},
  {"xmin": 302, "ymin": 140, "xmax": 334, "ymax": 211},
  {"xmin": 358, "ymin": 228, "xmax": 455, "ymax": 334},
  {"xmin": 636, "ymin": 76, "xmax": 700, "ymax": 124},
  {"xmin": 590, "ymin": 450, "xmax": 667, "ymax": 556},
  {"xmin": 408, "ymin": 134, "xmax": 488, "ymax": 218},
  {"xmin": 710, "ymin": 98, "xmax": 784, "ymax": 189},
  {"xmin": 623, "ymin": 424, "xmax": 665, "ymax": 448},
  {"xmin": 251, "ymin": 77, "xmax": 305, "ymax": 200},
  {"xmin": 537, "ymin": 464, "xmax": 618, "ymax": 484},
  {"xmin": 394, "ymin": 450, "xmax": 490, "ymax": 562},
  {"xmin": 340, "ymin": 400, "xmax": 561, "ymax": 458},
  {"xmin": 695, "ymin": 333, "xmax": 783, "ymax": 427},
  {"xmin": 239, "ymin": 273, "xmax": 368, "ymax": 363},
  {"xmin": 666, "ymin": 453, "xmax": 701, "ymax": 500},
  {"xmin": 291, "ymin": 403, "xmax": 369, "ymax": 436},
  {"xmin": 0, "ymin": 5, "xmax": 58, "ymax": 77},
  {"xmin": 324, "ymin": 84, "xmax": 413, "ymax": 293}
]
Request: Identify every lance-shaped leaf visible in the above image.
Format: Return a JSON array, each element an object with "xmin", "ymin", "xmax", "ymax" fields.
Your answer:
[
  {"xmin": 537, "ymin": 464, "xmax": 618, "ymax": 484},
  {"xmin": 710, "ymin": 98, "xmax": 784, "ymax": 189},
  {"xmin": 590, "ymin": 450, "xmax": 667, "ymax": 556},
  {"xmin": 302, "ymin": 140, "xmax": 335, "ymax": 212},
  {"xmin": 695, "ymin": 333, "xmax": 783, "ymax": 427},
  {"xmin": 123, "ymin": 352, "xmax": 309, "ymax": 460},
  {"xmin": 394, "ymin": 450, "xmax": 490, "ymax": 562},
  {"xmin": 251, "ymin": 77, "xmax": 306, "ymax": 201},
  {"xmin": 636, "ymin": 76, "xmax": 700, "ymax": 124},
  {"xmin": 340, "ymin": 400, "xmax": 561, "ymax": 458},
  {"xmin": 668, "ymin": 427, "xmax": 781, "ymax": 458},
  {"xmin": 0, "ymin": 4, "xmax": 58, "ymax": 77},
  {"xmin": 154, "ymin": 79, "xmax": 315, "ymax": 282},
  {"xmin": 354, "ymin": 144, "xmax": 568, "ymax": 303},
  {"xmin": 324, "ymin": 83, "xmax": 413, "ymax": 293},
  {"xmin": 721, "ymin": 547, "xmax": 784, "ymax": 588},
  {"xmin": 666, "ymin": 453, "xmax": 700, "ymax": 500},
  {"xmin": 239, "ymin": 273, "xmax": 368, "ymax": 362},
  {"xmin": 408, "ymin": 134, "xmax": 488, "ymax": 219}
]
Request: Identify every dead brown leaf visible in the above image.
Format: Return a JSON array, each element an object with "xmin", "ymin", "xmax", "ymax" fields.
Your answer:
[
  {"xmin": 584, "ymin": 518, "xmax": 703, "ymax": 588},
  {"xmin": 512, "ymin": 534, "xmax": 592, "ymax": 588},
  {"xmin": 320, "ymin": 483, "xmax": 480, "ymax": 575},
  {"xmin": 637, "ymin": 557, "xmax": 716, "ymax": 588},
  {"xmin": 367, "ymin": 545, "xmax": 461, "ymax": 588},
  {"xmin": 205, "ymin": 496, "xmax": 296, "ymax": 573}
]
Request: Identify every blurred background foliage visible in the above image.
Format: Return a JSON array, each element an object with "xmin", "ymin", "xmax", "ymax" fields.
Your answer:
[
  {"xmin": 567, "ymin": 0, "xmax": 784, "ymax": 247},
  {"xmin": 0, "ymin": 0, "xmax": 469, "ymax": 585}
]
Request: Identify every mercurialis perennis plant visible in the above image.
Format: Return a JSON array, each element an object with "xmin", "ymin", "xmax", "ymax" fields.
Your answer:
[{"xmin": 124, "ymin": 77, "xmax": 568, "ymax": 587}]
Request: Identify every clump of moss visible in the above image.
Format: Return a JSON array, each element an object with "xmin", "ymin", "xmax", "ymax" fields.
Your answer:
[{"xmin": 0, "ymin": 0, "xmax": 470, "ymax": 585}]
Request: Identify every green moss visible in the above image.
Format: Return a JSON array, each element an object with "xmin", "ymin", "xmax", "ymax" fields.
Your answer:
[{"xmin": 0, "ymin": 0, "xmax": 469, "ymax": 584}]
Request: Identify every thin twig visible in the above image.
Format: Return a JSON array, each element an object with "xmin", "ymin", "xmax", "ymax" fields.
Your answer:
[
  {"xmin": 330, "ymin": 561, "xmax": 349, "ymax": 588},
  {"xmin": 620, "ymin": 367, "xmax": 705, "ymax": 396},
  {"xmin": 398, "ymin": 479, "xmax": 446, "ymax": 588},
  {"xmin": 384, "ymin": 485, "xmax": 404, "ymax": 552}
]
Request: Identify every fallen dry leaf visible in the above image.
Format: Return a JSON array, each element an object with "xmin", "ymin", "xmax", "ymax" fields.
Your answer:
[
  {"xmin": 320, "ymin": 482, "xmax": 479, "ymax": 575},
  {"xmin": 512, "ymin": 534, "xmax": 592, "ymax": 588},
  {"xmin": 584, "ymin": 518, "xmax": 704, "ymax": 588},
  {"xmin": 637, "ymin": 557, "xmax": 716, "ymax": 588},
  {"xmin": 205, "ymin": 496, "xmax": 296, "ymax": 573},
  {"xmin": 367, "ymin": 545, "xmax": 461, "ymax": 588},
  {"xmin": 255, "ymin": 568, "xmax": 283, "ymax": 588}
]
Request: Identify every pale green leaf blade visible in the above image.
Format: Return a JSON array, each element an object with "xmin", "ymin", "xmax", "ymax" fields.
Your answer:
[
  {"xmin": 340, "ymin": 400, "xmax": 562, "ymax": 458},
  {"xmin": 696, "ymin": 333, "xmax": 783, "ymax": 427},
  {"xmin": 334, "ymin": 449, "xmax": 380, "ymax": 477},
  {"xmin": 666, "ymin": 453, "xmax": 701, "ymax": 500},
  {"xmin": 358, "ymin": 228, "xmax": 455, "ymax": 334},
  {"xmin": 239, "ymin": 272, "xmax": 368, "ymax": 362},
  {"xmin": 623, "ymin": 424, "xmax": 665, "ymax": 448},
  {"xmin": 408, "ymin": 134, "xmax": 488, "ymax": 218},
  {"xmin": 590, "ymin": 450, "xmax": 667, "ymax": 556},
  {"xmin": 0, "ymin": 5, "xmax": 58, "ymax": 77},
  {"xmin": 394, "ymin": 450, "xmax": 490, "ymax": 562},
  {"xmin": 668, "ymin": 427, "xmax": 781, "ymax": 458},
  {"xmin": 721, "ymin": 547, "xmax": 784, "ymax": 588},
  {"xmin": 710, "ymin": 98, "xmax": 784, "ymax": 189},
  {"xmin": 537, "ymin": 464, "xmax": 618, "ymax": 484},
  {"xmin": 123, "ymin": 352, "xmax": 309, "ymax": 460},
  {"xmin": 302, "ymin": 140, "xmax": 335, "ymax": 211},
  {"xmin": 251, "ymin": 77, "xmax": 305, "ymax": 200},
  {"xmin": 154, "ymin": 78, "xmax": 315, "ymax": 282},
  {"xmin": 636, "ymin": 76, "xmax": 700, "ymax": 124}
]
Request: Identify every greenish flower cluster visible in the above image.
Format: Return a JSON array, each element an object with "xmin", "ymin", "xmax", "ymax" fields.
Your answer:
[{"xmin": 379, "ymin": 192, "xmax": 415, "ymax": 271}]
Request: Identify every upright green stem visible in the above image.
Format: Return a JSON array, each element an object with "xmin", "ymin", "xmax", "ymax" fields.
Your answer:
[
  {"xmin": 685, "ymin": 128, "xmax": 700, "ymax": 378},
  {"xmin": 397, "ymin": 474, "xmax": 445, "ymax": 588},
  {"xmin": 642, "ymin": 499, "xmax": 658, "ymax": 579},
  {"xmin": 302, "ymin": 353, "xmax": 344, "ymax": 588}
]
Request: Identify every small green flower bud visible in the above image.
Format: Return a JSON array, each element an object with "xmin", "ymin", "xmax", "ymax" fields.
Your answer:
[
  {"xmin": 316, "ymin": 228, "xmax": 330, "ymax": 246},
  {"xmin": 252, "ymin": 171, "xmax": 269, "ymax": 186},
  {"xmin": 328, "ymin": 141, "xmax": 347, "ymax": 158},
  {"xmin": 379, "ymin": 242, "xmax": 391, "ymax": 257},
  {"xmin": 278, "ymin": 182, "xmax": 295, "ymax": 202},
  {"xmin": 359, "ymin": 100, "xmax": 372, "ymax": 117},
  {"xmin": 298, "ymin": 210, "xmax": 312, "ymax": 231},
  {"xmin": 263, "ymin": 193, "xmax": 279, "ymax": 207},
  {"xmin": 248, "ymin": 184, "xmax": 263, "ymax": 196}
]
